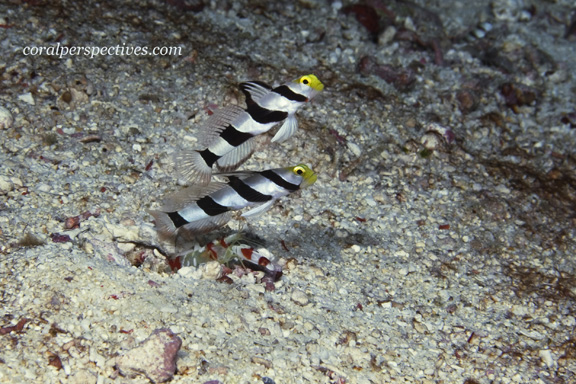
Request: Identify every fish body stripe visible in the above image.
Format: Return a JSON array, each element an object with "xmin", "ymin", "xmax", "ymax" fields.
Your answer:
[
  {"xmin": 241, "ymin": 92, "xmax": 257, "ymax": 106},
  {"xmin": 228, "ymin": 176, "xmax": 273, "ymax": 203},
  {"xmin": 197, "ymin": 196, "xmax": 229, "ymax": 216},
  {"xmin": 246, "ymin": 103, "xmax": 289, "ymax": 125},
  {"xmin": 273, "ymin": 85, "xmax": 308, "ymax": 102},
  {"xmin": 260, "ymin": 169, "xmax": 300, "ymax": 191},
  {"xmin": 167, "ymin": 211, "xmax": 189, "ymax": 229},
  {"xmin": 221, "ymin": 124, "xmax": 254, "ymax": 147},
  {"xmin": 199, "ymin": 149, "xmax": 220, "ymax": 167}
]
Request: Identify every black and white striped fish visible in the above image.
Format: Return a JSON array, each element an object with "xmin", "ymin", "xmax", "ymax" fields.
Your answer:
[
  {"xmin": 150, "ymin": 164, "xmax": 317, "ymax": 239},
  {"xmin": 176, "ymin": 75, "xmax": 324, "ymax": 185}
]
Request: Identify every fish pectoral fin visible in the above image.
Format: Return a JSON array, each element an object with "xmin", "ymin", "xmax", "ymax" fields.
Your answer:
[
  {"xmin": 215, "ymin": 138, "xmax": 255, "ymax": 172},
  {"xmin": 148, "ymin": 209, "xmax": 178, "ymax": 241},
  {"xmin": 271, "ymin": 115, "xmax": 298, "ymax": 143},
  {"xmin": 178, "ymin": 212, "xmax": 234, "ymax": 236},
  {"xmin": 241, "ymin": 199, "xmax": 276, "ymax": 218},
  {"xmin": 240, "ymin": 81, "xmax": 272, "ymax": 104},
  {"xmin": 174, "ymin": 150, "xmax": 213, "ymax": 186},
  {"xmin": 159, "ymin": 182, "xmax": 229, "ymax": 211},
  {"xmin": 197, "ymin": 104, "xmax": 246, "ymax": 147}
]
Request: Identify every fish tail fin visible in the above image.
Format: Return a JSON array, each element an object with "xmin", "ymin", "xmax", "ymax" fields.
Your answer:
[
  {"xmin": 148, "ymin": 209, "xmax": 178, "ymax": 240},
  {"xmin": 174, "ymin": 150, "xmax": 213, "ymax": 185}
]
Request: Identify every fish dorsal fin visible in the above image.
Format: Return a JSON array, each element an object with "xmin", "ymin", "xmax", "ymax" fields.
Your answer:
[
  {"xmin": 212, "ymin": 169, "xmax": 258, "ymax": 180},
  {"xmin": 197, "ymin": 104, "xmax": 246, "ymax": 147},
  {"xmin": 271, "ymin": 114, "xmax": 298, "ymax": 143},
  {"xmin": 215, "ymin": 138, "xmax": 255, "ymax": 172},
  {"xmin": 242, "ymin": 199, "xmax": 276, "ymax": 218},
  {"xmin": 159, "ymin": 182, "xmax": 228, "ymax": 211},
  {"xmin": 240, "ymin": 81, "xmax": 272, "ymax": 104}
]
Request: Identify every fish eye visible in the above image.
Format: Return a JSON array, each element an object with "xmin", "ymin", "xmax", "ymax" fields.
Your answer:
[
  {"xmin": 294, "ymin": 166, "xmax": 305, "ymax": 175},
  {"xmin": 300, "ymin": 76, "xmax": 310, "ymax": 85}
]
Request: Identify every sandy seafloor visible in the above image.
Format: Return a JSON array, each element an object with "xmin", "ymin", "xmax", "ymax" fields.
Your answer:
[{"xmin": 1, "ymin": 0, "xmax": 576, "ymax": 383}]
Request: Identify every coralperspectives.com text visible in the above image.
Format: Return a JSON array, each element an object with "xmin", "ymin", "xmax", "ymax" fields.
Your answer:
[{"xmin": 22, "ymin": 43, "xmax": 182, "ymax": 59}]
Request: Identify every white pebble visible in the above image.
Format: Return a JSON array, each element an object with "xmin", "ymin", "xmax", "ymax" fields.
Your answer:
[
  {"xmin": 347, "ymin": 142, "xmax": 362, "ymax": 157},
  {"xmin": 0, "ymin": 106, "xmax": 13, "ymax": 129},
  {"xmin": 291, "ymin": 289, "xmax": 309, "ymax": 306},
  {"xmin": 36, "ymin": 183, "xmax": 52, "ymax": 193},
  {"xmin": 0, "ymin": 175, "xmax": 13, "ymax": 194},
  {"xmin": 538, "ymin": 349, "xmax": 556, "ymax": 368},
  {"xmin": 404, "ymin": 16, "xmax": 416, "ymax": 32},
  {"xmin": 378, "ymin": 26, "xmax": 397, "ymax": 46},
  {"xmin": 519, "ymin": 329, "xmax": 544, "ymax": 340},
  {"xmin": 200, "ymin": 261, "xmax": 222, "ymax": 280},
  {"xmin": 177, "ymin": 266, "xmax": 201, "ymax": 279},
  {"xmin": 495, "ymin": 184, "xmax": 511, "ymax": 194},
  {"xmin": 373, "ymin": 193, "xmax": 386, "ymax": 203},
  {"xmin": 18, "ymin": 92, "xmax": 35, "ymax": 105},
  {"xmin": 160, "ymin": 304, "xmax": 178, "ymax": 314},
  {"xmin": 105, "ymin": 223, "xmax": 139, "ymax": 241},
  {"xmin": 421, "ymin": 132, "xmax": 442, "ymax": 150},
  {"xmin": 562, "ymin": 316, "xmax": 576, "ymax": 327}
]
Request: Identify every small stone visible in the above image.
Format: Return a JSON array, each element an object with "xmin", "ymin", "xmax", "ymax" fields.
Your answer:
[
  {"xmin": 421, "ymin": 133, "xmax": 440, "ymax": 150},
  {"xmin": 347, "ymin": 142, "xmax": 362, "ymax": 157},
  {"xmin": 519, "ymin": 329, "xmax": 544, "ymax": 340},
  {"xmin": 373, "ymin": 193, "xmax": 386, "ymax": 203},
  {"xmin": 251, "ymin": 356, "xmax": 272, "ymax": 369},
  {"xmin": 200, "ymin": 261, "xmax": 222, "ymax": 280},
  {"xmin": 67, "ymin": 370, "xmax": 97, "ymax": 384},
  {"xmin": 105, "ymin": 223, "xmax": 140, "ymax": 241},
  {"xmin": 70, "ymin": 87, "xmax": 89, "ymax": 104},
  {"xmin": 0, "ymin": 106, "xmax": 13, "ymax": 129},
  {"xmin": 539, "ymin": 349, "xmax": 556, "ymax": 368},
  {"xmin": 403, "ymin": 16, "xmax": 416, "ymax": 32},
  {"xmin": 291, "ymin": 289, "xmax": 309, "ymax": 306},
  {"xmin": 457, "ymin": 89, "xmax": 478, "ymax": 113},
  {"xmin": 116, "ymin": 328, "xmax": 182, "ymax": 383},
  {"xmin": 0, "ymin": 175, "xmax": 13, "ymax": 194},
  {"xmin": 378, "ymin": 26, "xmax": 397, "ymax": 46},
  {"xmin": 350, "ymin": 244, "xmax": 361, "ymax": 253},
  {"xmin": 18, "ymin": 92, "xmax": 35, "ymax": 105}
]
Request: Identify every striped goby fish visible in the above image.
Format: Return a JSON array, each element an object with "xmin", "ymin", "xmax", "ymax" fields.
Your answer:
[
  {"xmin": 150, "ymin": 164, "xmax": 317, "ymax": 239},
  {"xmin": 176, "ymin": 74, "xmax": 324, "ymax": 185}
]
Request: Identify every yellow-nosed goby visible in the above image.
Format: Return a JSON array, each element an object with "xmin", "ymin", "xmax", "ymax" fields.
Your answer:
[
  {"xmin": 175, "ymin": 74, "xmax": 324, "ymax": 185},
  {"xmin": 150, "ymin": 164, "xmax": 317, "ymax": 239}
]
